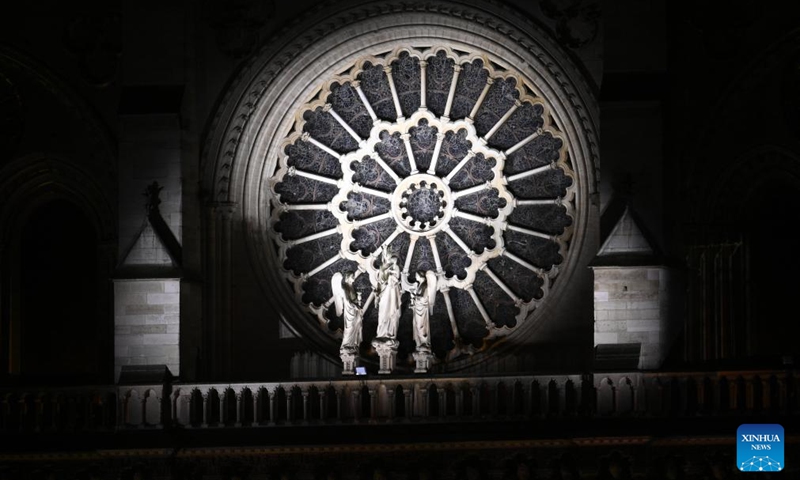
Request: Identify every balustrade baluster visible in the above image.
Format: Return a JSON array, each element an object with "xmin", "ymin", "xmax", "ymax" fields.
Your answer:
[
  {"xmin": 470, "ymin": 386, "xmax": 479, "ymax": 418},
  {"xmin": 268, "ymin": 389, "xmax": 276, "ymax": 426},
  {"xmin": 492, "ymin": 383, "xmax": 500, "ymax": 416},
  {"xmin": 369, "ymin": 389, "xmax": 377, "ymax": 421},
  {"xmin": 390, "ymin": 387, "xmax": 397, "ymax": 419},
  {"xmin": 252, "ymin": 391, "xmax": 259, "ymax": 425},
  {"xmin": 33, "ymin": 396, "xmax": 43, "ymax": 432},
  {"xmin": 218, "ymin": 391, "xmax": 225, "ymax": 427},
  {"xmin": 317, "ymin": 388, "xmax": 327, "ymax": 421},
  {"xmin": 302, "ymin": 389, "xmax": 309, "ymax": 424},
  {"xmin": 336, "ymin": 388, "xmax": 343, "ymax": 421},
  {"xmin": 235, "ymin": 392, "xmax": 243, "ymax": 427},
  {"xmin": 199, "ymin": 393, "xmax": 208, "ymax": 428},
  {"xmin": 286, "ymin": 389, "xmax": 293, "ymax": 423}
]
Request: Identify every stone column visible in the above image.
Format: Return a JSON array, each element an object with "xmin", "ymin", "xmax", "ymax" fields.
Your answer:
[{"xmin": 205, "ymin": 202, "xmax": 236, "ymax": 379}]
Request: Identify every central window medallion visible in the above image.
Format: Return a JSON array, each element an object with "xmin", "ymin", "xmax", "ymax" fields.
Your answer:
[
  {"xmin": 269, "ymin": 47, "xmax": 577, "ymax": 360},
  {"xmin": 393, "ymin": 173, "xmax": 452, "ymax": 234}
]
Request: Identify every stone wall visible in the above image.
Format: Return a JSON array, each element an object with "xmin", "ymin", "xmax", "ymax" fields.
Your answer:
[
  {"xmin": 114, "ymin": 279, "xmax": 180, "ymax": 380},
  {"xmin": 593, "ymin": 266, "xmax": 675, "ymax": 369}
]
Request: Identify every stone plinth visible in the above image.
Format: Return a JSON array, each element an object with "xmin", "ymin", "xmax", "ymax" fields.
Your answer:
[
  {"xmin": 340, "ymin": 351, "xmax": 359, "ymax": 375},
  {"xmin": 412, "ymin": 351, "xmax": 433, "ymax": 373}
]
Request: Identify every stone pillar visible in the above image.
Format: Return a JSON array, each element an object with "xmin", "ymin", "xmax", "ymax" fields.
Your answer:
[
  {"xmin": 205, "ymin": 202, "xmax": 236, "ymax": 379},
  {"xmin": 374, "ymin": 342, "xmax": 397, "ymax": 374}
]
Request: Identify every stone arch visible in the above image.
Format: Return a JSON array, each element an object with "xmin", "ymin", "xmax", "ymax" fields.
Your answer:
[
  {"xmin": 202, "ymin": 0, "xmax": 600, "ymax": 374},
  {"xmin": 596, "ymin": 377, "xmax": 614, "ymax": 415},
  {"xmin": 0, "ymin": 45, "xmax": 116, "ymax": 382}
]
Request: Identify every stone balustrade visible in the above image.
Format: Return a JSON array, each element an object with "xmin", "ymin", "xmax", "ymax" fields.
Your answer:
[{"xmin": 1, "ymin": 369, "xmax": 797, "ymax": 433}]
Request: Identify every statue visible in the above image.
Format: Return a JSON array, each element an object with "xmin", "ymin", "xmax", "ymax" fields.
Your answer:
[
  {"xmin": 372, "ymin": 248, "xmax": 402, "ymax": 373},
  {"xmin": 410, "ymin": 270, "xmax": 437, "ymax": 372},
  {"xmin": 374, "ymin": 248, "xmax": 402, "ymax": 344},
  {"xmin": 331, "ymin": 271, "xmax": 363, "ymax": 374}
]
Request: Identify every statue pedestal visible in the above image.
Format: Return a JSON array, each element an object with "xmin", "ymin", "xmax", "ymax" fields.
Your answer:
[
  {"xmin": 339, "ymin": 351, "xmax": 359, "ymax": 375},
  {"xmin": 373, "ymin": 340, "xmax": 397, "ymax": 374},
  {"xmin": 412, "ymin": 350, "xmax": 433, "ymax": 373}
]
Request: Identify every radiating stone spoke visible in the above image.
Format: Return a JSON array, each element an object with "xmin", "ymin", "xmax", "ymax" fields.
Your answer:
[
  {"xmin": 368, "ymin": 152, "xmax": 402, "ymax": 184},
  {"xmin": 505, "ymin": 163, "xmax": 555, "ymax": 182},
  {"xmin": 451, "ymin": 182, "xmax": 491, "ymax": 200},
  {"xmin": 481, "ymin": 265, "xmax": 521, "ymax": 305},
  {"xmin": 326, "ymin": 104, "xmax": 363, "ymax": 143},
  {"xmin": 307, "ymin": 253, "xmax": 342, "ymax": 278},
  {"xmin": 453, "ymin": 210, "xmax": 491, "ymax": 225},
  {"xmin": 501, "ymin": 249, "xmax": 545, "ymax": 276},
  {"xmin": 468, "ymin": 78, "xmax": 493, "ymax": 121},
  {"xmin": 444, "ymin": 151, "xmax": 475, "ymax": 183},
  {"xmin": 384, "ymin": 66, "xmax": 404, "ymax": 120},
  {"xmin": 419, "ymin": 60, "xmax": 427, "ymax": 110},
  {"xmin": 401, "ymin": 133, "xmax": 418, "ymax": 174},
  {"xmin": 403, "ymin": 236, "xmax": 419, "ymax": 274},
  {"xmin": 515, "ymin": 198, "xmax": 561, "ymax": 207},
  {"xmin": 427, "ymin": 132, "xmax": 446, "ymax": 175},
  {"xmin": 363, "ymin": 291, "xmax": 376, "ymax": 311},
  {"xmin": 483, "ymin": 100, "xmax": 521, "ymax": 142},
  {"xmin": 467, "ymin": 286, "xmax": 494, "ymax": 328},
  {"xmin": 443, "ymin": 225, "xmax": 473, "ymax": 256},
  {"xmin": 352, "ymin": 212, "xmax": 392, "ymax": 228},
  {"xmin": 301, "ymin": 132, "xmax": 341, "ymax": 159},
  {"xmin": 286, "ymin": 227, "xmax": 339, "ymax": 246},
  {"xmin": 442, "ymin": 65, "xmax": 461, "ymax": 120},
  {"xmin": 429, "ymin": 236, "xmax": 444, "ymax": 273},
  {"xmin": 505, "ymin": 129, "xmax": 543, "ymax": 156},
  {"xmin": 442, "ymin": 289, "xmax": 460, "ymax": 340},
  {"xmin": 352, "ymin": 81, "xmax": 378, "ymax": 122},
  {"xmin": 354, "ymin": 185, "xmax": 391, "ymax": 199},
  {"xmin": 507, "ymin": 224, "xmax": 556, "ymax": 242},
  {"xmin": 281, "ymin": 203, "xmax": 330, "ymax": 211},
  {"xmin": 287, "ymin": 166, "xmax": 340, "ymax": 186}
]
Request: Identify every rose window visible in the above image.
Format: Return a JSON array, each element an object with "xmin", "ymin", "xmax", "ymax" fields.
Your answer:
[{"xmin": 269, "ymin": 47, "xmax": 575, "ymax": 360}]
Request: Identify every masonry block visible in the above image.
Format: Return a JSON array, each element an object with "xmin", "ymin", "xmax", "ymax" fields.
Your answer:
[
  {"xmin": 592, "ymin": 266, "xmax": 679, "ymax": 370},
  {"xmin": 115, "ymin": 279, "xmax": 180, "ymax": 381}
]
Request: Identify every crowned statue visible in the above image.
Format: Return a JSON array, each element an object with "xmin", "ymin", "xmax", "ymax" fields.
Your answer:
[{"xmin": 372, "ymin": 247, "xmax": 402, "ymax": 373}]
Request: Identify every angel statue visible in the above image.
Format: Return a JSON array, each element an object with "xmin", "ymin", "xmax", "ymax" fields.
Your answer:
[
  {"xmin": 411, "ymin": 270, "xmax": 438, "ymax": 372},
  {"xmin": 372, "ymin": 247, "xmax": 402, "ymax": 373},
  {"xmin": 331, "ymin": 271, "xmax": 363, "ymax": 374}
]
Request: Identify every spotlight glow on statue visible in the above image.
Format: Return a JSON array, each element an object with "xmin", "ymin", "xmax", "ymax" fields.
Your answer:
[
  {"xmin": 331, "ymin": 271, "xmax": 363, "ymax": 375},
  {"xmin": 372, "ymin": 248, "xmax": 402, "ymax": 373},
  {"xmin": 411, "ymin": 270, "xmax": 438, "ymax": 373},
  {"xmin": 374, "ymin": 249, "xmax": 402, "ymax": 344}
]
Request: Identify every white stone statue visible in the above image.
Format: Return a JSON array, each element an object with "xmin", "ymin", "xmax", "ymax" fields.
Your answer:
[
  {"xmin": 374, "ymin": 248, "xmax": 402, "ymax": 347},
  {"xmin": 411, "ymin": 270, "xmax": 437, "ymax": 352},
  {"xmin": 372, "ymin": 248, "xmax": 402, "ymax": 373},
  {"xmin": 331, "ymin": 271, "xmax": 362, "ymax": 374},
  {"xmin": 411, "ymin": 270, "xmax": 437, "ymax": 372}
]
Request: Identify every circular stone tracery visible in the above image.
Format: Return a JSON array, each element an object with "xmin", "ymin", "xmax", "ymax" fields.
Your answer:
[
  {"xmin": 269, "ymin": 46, "xmax": 576, "ymax": 360},
  {"xmin": 394, "ymin": 173, "xmax": 451, "ymax": 234}
]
